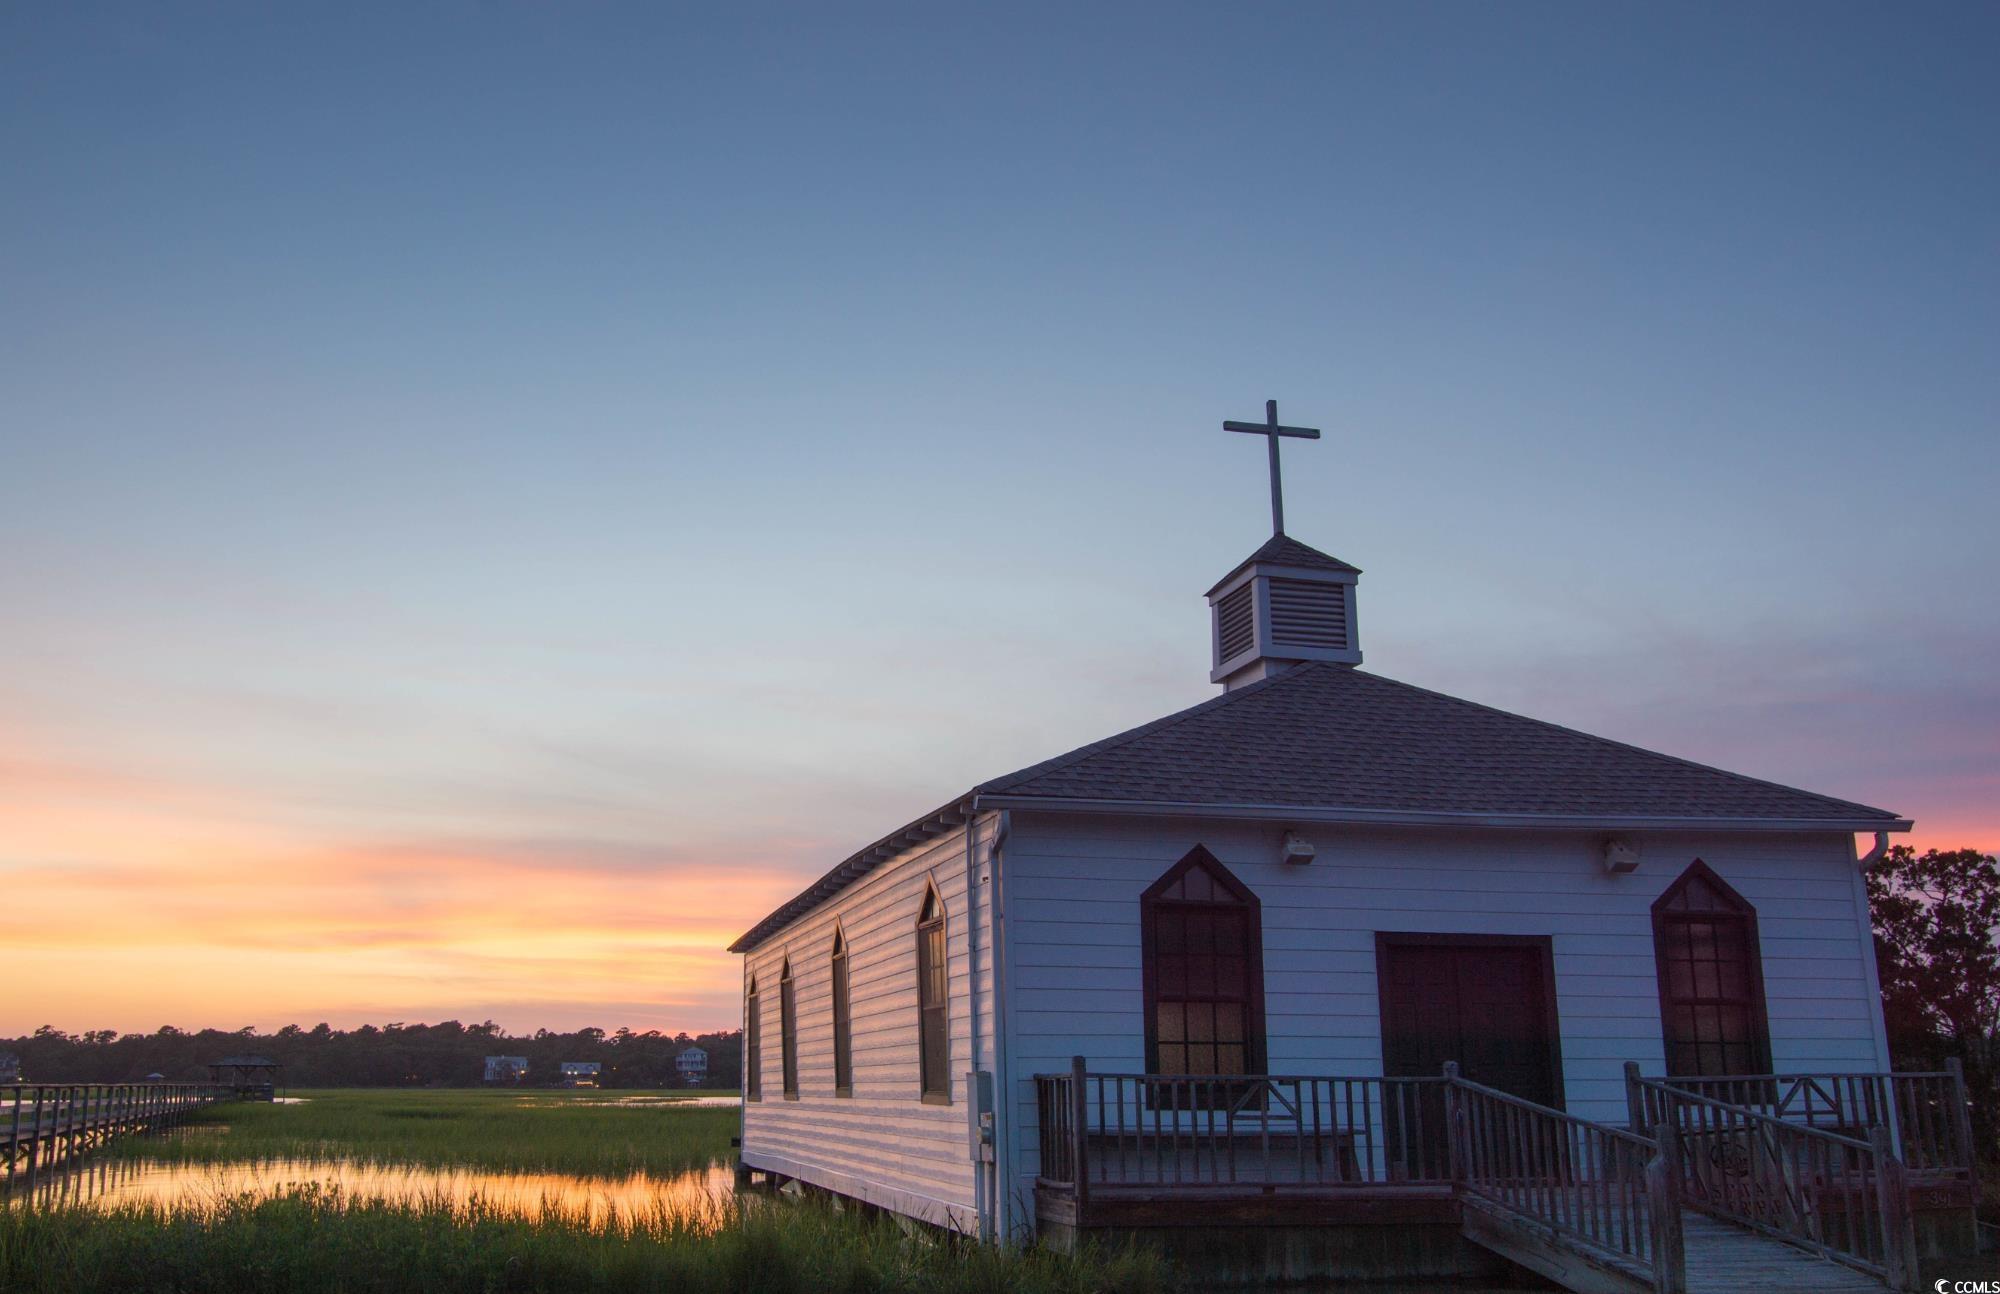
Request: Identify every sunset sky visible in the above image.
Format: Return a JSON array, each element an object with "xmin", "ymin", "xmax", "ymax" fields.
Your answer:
[{"xmin": 3, "ymin": 5, "xmax": 1994, "ymax": 1037}]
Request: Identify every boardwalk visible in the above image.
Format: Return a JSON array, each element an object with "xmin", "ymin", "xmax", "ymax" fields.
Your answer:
[{"xmin": 4, "ymin": 1083, "xmax": 231, "ymax": 1190}]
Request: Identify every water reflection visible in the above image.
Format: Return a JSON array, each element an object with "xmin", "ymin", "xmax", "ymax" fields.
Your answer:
[
  {"xmin": 514, "ymin": 1095, "xmax": 739, "ymax": 1109},
  {"xmin": 14, "ymin": 1155, "xmax": 737, "ymax": 1230}
]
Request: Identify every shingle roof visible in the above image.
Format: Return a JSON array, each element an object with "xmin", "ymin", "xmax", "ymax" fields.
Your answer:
[
  {"xmin": 731, "ymin": 662, "xmax": 1905, "ymax": 951},
  {"xmin": 1205, "ymin": 533, "xmax": 1359, "ymax": 596},
  {"xmin": 977, "ymin": 662, "xmax": 1904, "ymax": 824}
]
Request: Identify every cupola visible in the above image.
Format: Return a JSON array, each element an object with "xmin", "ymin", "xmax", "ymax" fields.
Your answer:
[
  {"xmin": 1207, "ymin": 534, "xmax": 1362, "ymax": 689},
  {"xmin": 1209, "ymin": 398, "xmax": 1361, "ymax": 689}
]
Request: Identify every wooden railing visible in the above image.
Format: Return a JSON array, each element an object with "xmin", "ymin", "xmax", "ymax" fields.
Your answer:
[
  {"xmin": 1630, "ymin": 1075, "xmax": 1919, "ymax": 1289},
  {"xmin": 1638, "ymin": 1062, "xmax": 1975, "ymax": 1178},
  {"xmin": 1034, "ymin": 1060, "xmax": 1950, "ymax": 1293},
  {"xmin": 3, "ymin": 1083, "xmax": 231, "ymax": 1190},
  {"xmin": 1443, "ymin": 1065, "xmax": 1674, "ymax": 1289},
  {"xmin": 1034, "ymin": 1059, "xmax": 1452, "ymax": 1192}
]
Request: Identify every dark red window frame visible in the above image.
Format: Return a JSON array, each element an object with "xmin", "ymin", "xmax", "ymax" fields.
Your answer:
[
  {"xmin": 744, "ymin": 976, "xmax": 761, "ymax": 1102},
  {"xmin": 1651, "ymin": 859, "xmax": 1773, "ymax": 1078},
  {"xmin": 779, "ymin": 958, "xmax": 799, "ymax": 1100},
  {"xmin": 916, "ymin": 886, "xmax": 950, "ymax": 1104},
  {"xmin": 1141, "ymin": 845, "xmax": 1267, "ymax": 1078},
  {"xmin": 830, "ymin": 927, "xmax": 852, "ymax": 1097}
]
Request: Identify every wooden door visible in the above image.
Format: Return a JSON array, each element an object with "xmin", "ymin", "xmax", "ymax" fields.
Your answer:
[
  {"xmin": 1377, "ymin": 936, "xmax": 1562, "ymax": 1103},
  {"xmin": 1377, "ymin": 935, "xmax": 1563, "ymax": 1176}
]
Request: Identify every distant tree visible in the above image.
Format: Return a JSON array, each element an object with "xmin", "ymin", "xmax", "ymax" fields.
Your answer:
[{"xmin": 1866, "ymin": 845, "xmax": 2000, "ymax": 1155}]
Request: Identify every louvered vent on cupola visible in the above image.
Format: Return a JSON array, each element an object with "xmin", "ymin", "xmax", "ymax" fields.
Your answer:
[
  {"xmin": 1216, "ymin": 583, "xmax": 1256, "ymax": 662},
  {"xmin": 1206, "ymin": 534, "xmax": 1362, "ymax": 690},
  {"xmin": 1268, "ymin": 578, "xmax": 1348, "ymax": 650}
]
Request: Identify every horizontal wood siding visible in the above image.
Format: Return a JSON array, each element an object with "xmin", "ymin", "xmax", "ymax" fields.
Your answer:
[
  {"xmin": 999, "ymin": 814, "xmax": 1885, "ymax": 1225},
  {"xmin": 741, "ymin": 819, "xmax": 994, "ymax": 1230}
]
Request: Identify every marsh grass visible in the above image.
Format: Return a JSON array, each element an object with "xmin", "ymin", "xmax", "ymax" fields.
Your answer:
[
  {"xmin": 107, "ymin": 1088, "xmax": 738, "ymax": 1178},
  {"xmin": 0, "ymin": 1186, "xmax": 1178, "ymax": 1294}
]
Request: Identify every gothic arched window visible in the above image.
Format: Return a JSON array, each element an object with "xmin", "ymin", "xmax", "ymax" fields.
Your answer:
[
  {"xmin": 830, "ymin": 926, "xmax": 853, "ymax": 1097},
  {"xmin": 744, "ymin": 975, "xmax": 761, "ymax": 1102},
  {"xmin": 1142, "ymin": 846, "xmax": 1266, "ymax": 1076},
  {"xmin": 916, "ymin": 885, "xmax": 949, "ymax": 1103},
  {"xmin": 779, "ymin": 958, "xmax": 799, "ymax": 1100},
  {"xmin": 1653, "ymin": 860, "xmax": 1772, "ymax": 1077}
]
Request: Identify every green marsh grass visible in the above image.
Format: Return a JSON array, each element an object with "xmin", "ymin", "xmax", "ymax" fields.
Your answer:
[
  {"xmin": 0, "ymin": 1187, "xmax": 1178, "ymax": 1294},
  {"xmin": 107, "ymin": 1088, "xmax": 738, "ymax": 1178}
]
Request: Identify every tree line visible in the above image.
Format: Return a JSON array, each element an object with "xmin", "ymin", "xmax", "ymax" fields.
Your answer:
[{"xmin": 0, "ymin": 1020, "xmax": 742, "ymax": 1090}]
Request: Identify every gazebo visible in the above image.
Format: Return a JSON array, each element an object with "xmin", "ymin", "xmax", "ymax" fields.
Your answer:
[{"xmin": 208, "ymin": 1053, "xmax": 282, "ymax": 1100}]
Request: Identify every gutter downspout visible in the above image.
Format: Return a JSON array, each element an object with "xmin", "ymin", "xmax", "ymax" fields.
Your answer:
[
  {"xmin": 961, "ymin": 808, "xmax": 987, "ymax": 1242},
  {"xmin": 985, "ymin": 808, "xmax": 1015, "ymax": 1244}
]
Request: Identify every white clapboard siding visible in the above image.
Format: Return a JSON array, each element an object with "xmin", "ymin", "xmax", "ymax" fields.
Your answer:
[
  {"xmin": 997, "ymin": 813, "xmax": 1887, "ymax": 1224},
  {"xmin": 740, "ymin": 819, "xmax": 995, "ymax": 1230}
]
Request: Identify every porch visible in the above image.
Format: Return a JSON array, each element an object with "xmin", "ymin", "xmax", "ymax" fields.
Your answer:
[{"xmin": 1033, "ymin": 1061, "xmax": 1979, "ymax": 1292}]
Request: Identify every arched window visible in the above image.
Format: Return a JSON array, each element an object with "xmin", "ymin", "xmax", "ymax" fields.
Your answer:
[
  {"xmin": 1142, "ymin": 846, "xmax": 1265, "ymax": 1077},
  {"xmin": 744, "ymin": 976, "xmax": 761, "ymax": 1102},
  {"xmin": 916, "ymin": 884, "xmax": 949, "ymax": 1103},
  {"xmin": 830, "ymin": 927, "xmax": 853, "ymax": 1097},
  {"xmin": 779, "ymin": 958, "xmax": 799, "ymax": 1100},
  {"xmin": 1653, "ymin": 860, "xmax": 1772, "ymax": 1077}
]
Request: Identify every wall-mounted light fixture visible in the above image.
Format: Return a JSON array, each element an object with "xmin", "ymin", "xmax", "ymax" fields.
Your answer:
[{"xmin": 1602, "ymin": 838, "xmax": 1640, "ymax": 875}]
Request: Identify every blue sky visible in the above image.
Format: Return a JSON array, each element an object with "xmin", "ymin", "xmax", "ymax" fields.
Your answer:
[{"xmin": 1, "ymin": 3, "xmax": 1994, "ymax": 1033}]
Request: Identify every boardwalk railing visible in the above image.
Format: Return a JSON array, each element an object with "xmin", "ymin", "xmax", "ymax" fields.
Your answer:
[
  {"xmin": 4, "ymin": 1083, "xmax": 231, "ymax": 1190},
  {"xmin": 1638, "ymin": 1063, "xmax": 1975, "ymax": 1179},
  {"xmin": 1034, "ymin": 1059, "xmax": 1452, "ymax": 1192},
  {"xmin": 1630, "ymin": 1074, "xmax": 1919, "ymax": 1289},
  {"xmin": 1443, "ymin": 1065, "xmax": 1675, "ymax": 1290}
]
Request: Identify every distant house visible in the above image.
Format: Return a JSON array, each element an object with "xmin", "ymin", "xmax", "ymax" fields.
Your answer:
[
  {"xmin": 675, "ymin": 1047, "xmax": 708, "ymax": 1087},
  {"xmin": 0, "ymin": 1053, "xmax": 19, "ymax": 1083},
  {"xmin": 483, "ymin": 1055, "xmax": 529, "ymax": 1084},
  {"xmin": 559, "ymin": 1061, "xmax": 601, "ymax": 1089}
]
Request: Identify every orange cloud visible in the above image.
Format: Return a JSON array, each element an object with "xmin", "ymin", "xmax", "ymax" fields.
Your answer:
[{"xmin": 0, "ymin": 732, "xmax": 805, "ymax": 1035}]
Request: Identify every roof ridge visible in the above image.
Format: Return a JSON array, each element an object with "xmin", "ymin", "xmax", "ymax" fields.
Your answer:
[
  {"xmin": 1348, "ymin": 670, "xmax": 1898, "ymax": 821},
  {"xmin": 975, "ymin": 663, "xmax": 1329, "ymax": 795}
]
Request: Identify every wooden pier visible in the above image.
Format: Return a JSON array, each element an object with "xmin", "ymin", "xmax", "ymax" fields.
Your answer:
[{"xmin": 3, "ymin": 1083, "xmax": 233, "ymax": 1192}]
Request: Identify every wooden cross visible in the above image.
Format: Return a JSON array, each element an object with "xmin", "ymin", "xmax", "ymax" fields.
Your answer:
[{"xmin": 1223, "ymin": 399, "xmax": 1320, "ymax": 537}]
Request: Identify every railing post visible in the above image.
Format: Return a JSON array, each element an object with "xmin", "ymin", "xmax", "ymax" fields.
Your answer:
[
  {"xmin": 1647, "ymin": 1119, "xmax": 1686, "ymax": 1294},
  {"xmin": 1068, "ymin": 1056, "xmax": 1089, "ymax": 1211},
  {"xmin": 1870, "ymin": 1126, "xmax": 1919, "ymax": 1292},
  {"xmin": 1944, "ymin": 1057, "xmax": 1977, "ymax": 1173},
  {"xmin": 26, "ymin": 1087, "xmax": 42, "ymax": 1191},
  {"xmin": 7, "ymin": 1085, "xmax": 20, "ymax": 1187},
  {"xmin": 1441, "ymin": 1061, "xmax": 1464, "ymax": 1188},
  {"xmin": 1623, "ymin": 1061, "xmax": 1647, "ymax": 1135}
]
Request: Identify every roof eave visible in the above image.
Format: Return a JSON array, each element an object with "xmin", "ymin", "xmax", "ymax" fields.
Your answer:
[
  {"xmin": 970, "ymin": 793, "xmax": 1912, "ymax": 834},
  {"xmin": 727, "ymin": 796, "xmax": 974, "ymax": 954}
]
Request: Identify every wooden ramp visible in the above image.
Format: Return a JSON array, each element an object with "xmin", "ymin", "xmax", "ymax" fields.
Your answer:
[
  {"xmin": 1677, "ymin": 1216, "xmax": 1888, "ymax": 1293},
  {"xmin": 1463, "ymin": 1203, "xmax": 1891, "ymax": 1294}
]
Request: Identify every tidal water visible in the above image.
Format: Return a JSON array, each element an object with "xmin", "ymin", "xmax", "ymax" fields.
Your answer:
[{"xmin": 11, "ymin": 1154, "xmax": 738, "ymax": 1229}]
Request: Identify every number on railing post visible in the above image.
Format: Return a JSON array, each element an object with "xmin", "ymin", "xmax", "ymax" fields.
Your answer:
[
  {"xmin": 1869, "ymin": 1126, "xmax": 1919, "ymax": 1292},
  {"xmin": 1647, "ymin": 1119, "xmax": 1686, "ymax": 1294},
  {"xmin": 1068, "ymin": 1056, "xmax": 1089, "ymax": 1211}
]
